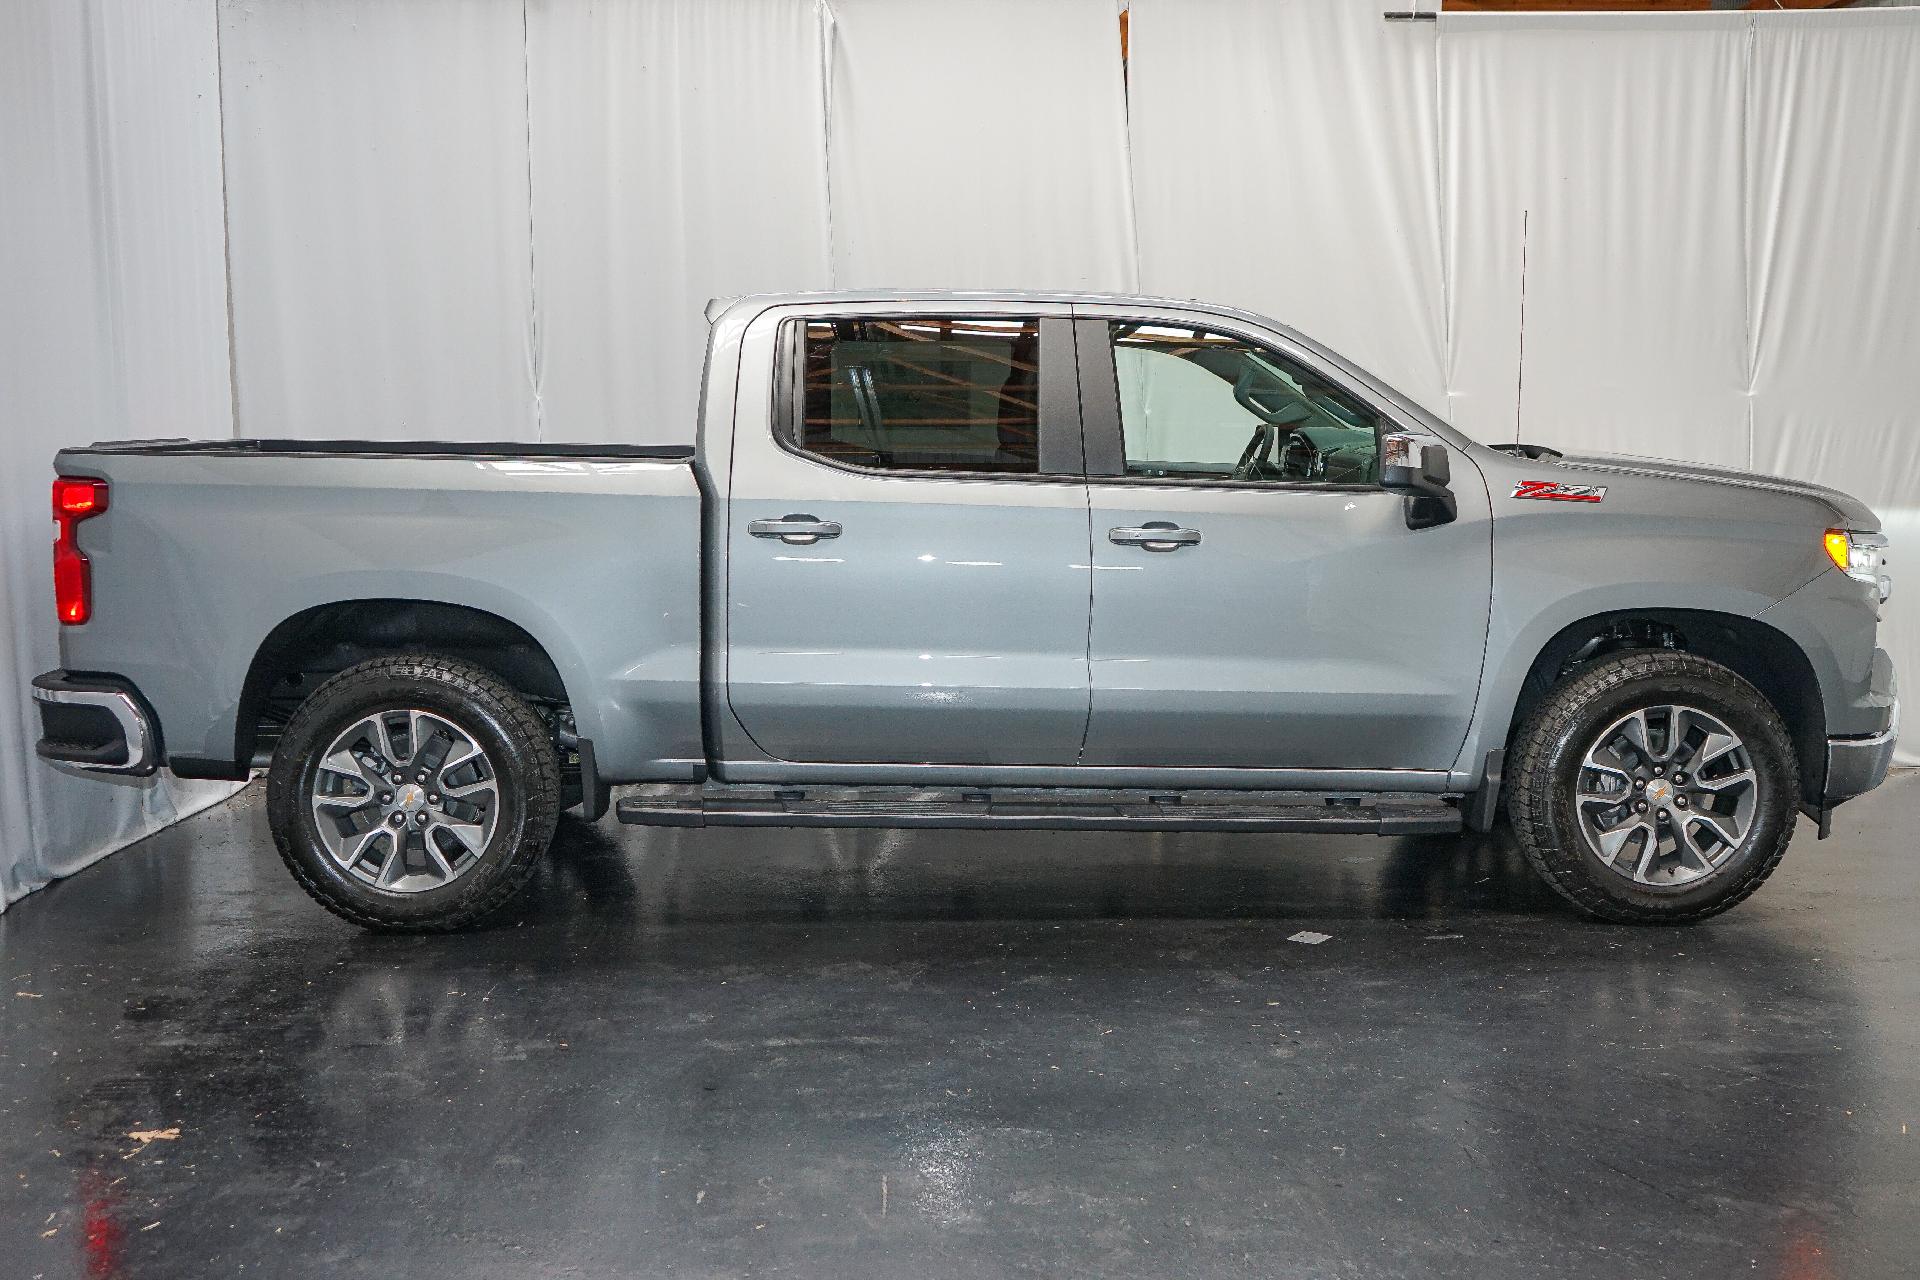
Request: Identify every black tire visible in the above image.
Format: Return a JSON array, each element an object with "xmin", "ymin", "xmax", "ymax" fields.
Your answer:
[
  {"xmin": 1507, "ymin": 650, "xmax": 1799, "ymax": 924},
  {"xmin": 266, "ymin": 654, "xmax": 561, "ymax": 932}
]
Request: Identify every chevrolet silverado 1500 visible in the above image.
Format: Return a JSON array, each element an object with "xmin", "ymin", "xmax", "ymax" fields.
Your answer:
[{"xmin": 34, "ymin": 291, "xmax": 1899, "ymax": 930}]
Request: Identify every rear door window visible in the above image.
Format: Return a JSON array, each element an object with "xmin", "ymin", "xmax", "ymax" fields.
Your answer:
[{"xmin": 792, "ymin": 317, "xmax": 1043, "ymax": 475}]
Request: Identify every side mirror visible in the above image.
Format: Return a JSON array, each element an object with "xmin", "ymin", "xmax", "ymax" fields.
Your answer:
[{"xmin": 1380, "ymin": 433, "xmax": 1457, "ymax": 530}]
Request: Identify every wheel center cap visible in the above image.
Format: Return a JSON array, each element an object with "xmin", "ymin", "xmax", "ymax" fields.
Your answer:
[
  {"xmin": 1645, "ymin": 778, "xmax": 1674, "ymax": 806},
  {"xmin": 395, "ymin": 783, "xmax": 428, "ymax": 813}
]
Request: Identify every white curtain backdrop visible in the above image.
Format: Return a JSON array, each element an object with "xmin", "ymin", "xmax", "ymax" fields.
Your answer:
[
  {"xmin": 0, "ymin": 0, "xmax": 242, "ymax": 911},
  {"xmin": 1440, "ymin": 14, "xmax": 1753, "ymax": 461},
  {"xmin": 526, "ymin": 0, "xmax": 833, "ymax": 444},
  {"xmin": 3, "ymin": 0, "xmax": 1916, "ymax": 910},
  {"xmin": 219, "ymin": 0, "xmax": 542, "ymax": 442},
  {"xmin": 822, "ymin": 0, "xmax": 1138, "ymax": 294},
  {"xmin": 1128, "ymin": 0, "xmax": 1448, "ymax": 413}
]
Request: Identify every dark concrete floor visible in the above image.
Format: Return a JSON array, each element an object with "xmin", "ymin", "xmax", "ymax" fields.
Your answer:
[{"xmin": 3, "ymin": 775, "xmax": 1917, "ymax": 1280}]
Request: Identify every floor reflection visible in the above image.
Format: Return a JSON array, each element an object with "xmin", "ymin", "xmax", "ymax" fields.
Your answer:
[
  {"xmin": 509, "ymin": 816, "xmax": 1562, "ymax": 931},
  {"xmin": 5, "ymin": 780, "xmax": 1913, "ymax": 1279}
]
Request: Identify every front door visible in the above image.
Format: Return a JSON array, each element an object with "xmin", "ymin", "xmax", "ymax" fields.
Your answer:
[
  {"xmin": 1076, "ymin": 310, "xmax": 1492, "ymax": 772},
  {"xmin": 724, "ymin": 307, "xmax": 1092, "ymax": 766}
]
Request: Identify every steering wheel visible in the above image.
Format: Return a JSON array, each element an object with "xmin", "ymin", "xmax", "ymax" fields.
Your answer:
[
  {"xmin": 1232, "ymin": 423, "xmax": 1277, "ymax": 481},
  {"xmin": 1278, "ymin": 431, "xmax": 1323, "ymax": 480}
]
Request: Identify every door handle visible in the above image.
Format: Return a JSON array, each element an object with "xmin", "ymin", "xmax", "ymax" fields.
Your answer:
[
  {"xmin": 1109, "ymin": 522, "xmax": 1202, "ymax": 552},
  {"xmin": 749, "ymin": 514, "xmax": 843, "ymax": 545}
]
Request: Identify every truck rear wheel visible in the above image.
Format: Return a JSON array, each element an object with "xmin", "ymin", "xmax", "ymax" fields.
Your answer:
[
  {"xmin": 1507, "ymin": 650, "xmax": 1799, "ymax": 923},
  {"xmin": 266, "ymin": 654, "xmax": 560, "ymax": 932}
]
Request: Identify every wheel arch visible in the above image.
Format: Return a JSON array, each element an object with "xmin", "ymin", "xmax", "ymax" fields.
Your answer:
[
  {"xmin": 1502, "ymin": 609, "xmax": 1826, "ymax": 806},
  {"xmin": 234, "ymin": 598, "xmax": 580, "ymax": 772}
]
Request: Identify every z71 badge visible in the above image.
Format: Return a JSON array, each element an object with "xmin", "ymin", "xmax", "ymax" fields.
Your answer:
[{"xmin": 1512, "ymin": 480, "xmax": 1606, "ymax": 503}]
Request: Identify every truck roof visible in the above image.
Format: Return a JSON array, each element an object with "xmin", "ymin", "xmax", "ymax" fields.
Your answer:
[{"xmin": 702, "ymin": 289, "xmax": 1295, "ymax": 333}]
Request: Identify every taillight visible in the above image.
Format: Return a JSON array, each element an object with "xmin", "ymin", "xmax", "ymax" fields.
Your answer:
[{"xmin": 52, "ymin": 477, "xmax": 108, "ymax": 625}]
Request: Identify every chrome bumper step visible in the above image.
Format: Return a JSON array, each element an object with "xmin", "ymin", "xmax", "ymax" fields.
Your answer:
[
  {"xmin": 31, "ymin": 671, "xmax": 158, "ymax": 777},
  {"xmin": 614, "ymin": 784, "xmax": 1463, "ymax": 835}
]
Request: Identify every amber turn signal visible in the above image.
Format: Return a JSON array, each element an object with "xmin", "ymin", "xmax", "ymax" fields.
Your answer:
[{"xmin": 1824, "ymin": 529, "xmax": 1852, "ymax": 573}]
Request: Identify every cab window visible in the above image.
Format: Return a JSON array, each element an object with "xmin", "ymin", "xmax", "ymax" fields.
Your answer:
[
  {"xmin": 792, "ymin": 317, "xmax": 1042, "ymax": 474},
  {"xmin": 1109, "ymin": 322, "xmax": 1381, "ymax": 485}
]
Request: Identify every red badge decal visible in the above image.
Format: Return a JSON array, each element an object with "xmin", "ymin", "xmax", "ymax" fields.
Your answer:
[{"xmin": 1513, "ymin": 480, "xmax": 1606, "ymax": 503}]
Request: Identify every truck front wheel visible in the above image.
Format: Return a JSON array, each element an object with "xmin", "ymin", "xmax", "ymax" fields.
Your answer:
[
  {"xmin": 1507, "ymin": 650, "xmax": 1800, "ymax": 923},
  {"xmin": 266, "ymin": 654, "xmax": 561, "ymax": 932}
]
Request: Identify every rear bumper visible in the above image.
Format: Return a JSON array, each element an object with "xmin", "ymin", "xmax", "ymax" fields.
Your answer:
[
  {"xmin": 31, "ymin": 671, "xmax": 159, "ymax": 777},
  {"xmin": 1825, "ymin": 665, "xmax": 1898, "ymax": 806}
]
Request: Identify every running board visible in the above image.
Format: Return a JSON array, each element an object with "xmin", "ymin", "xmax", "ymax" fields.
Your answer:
[{"xmin": 614, "ymin": 784, "xmax": 1463, "ymax": 835}]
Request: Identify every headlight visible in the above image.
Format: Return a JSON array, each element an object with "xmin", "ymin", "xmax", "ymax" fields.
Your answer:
[{"xmin": 1825, "ymin": 528, "xmax": 1891, "ymax": 601}]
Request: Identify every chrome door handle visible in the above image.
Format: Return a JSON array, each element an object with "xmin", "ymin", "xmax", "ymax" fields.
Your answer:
[
  {"xmin": 748, "ymin": 514, "xmax": 843, "ymax": 545},
  {"xmin": 1109, "ymin": 522, "xmax": 1202, "ymax": 551}
]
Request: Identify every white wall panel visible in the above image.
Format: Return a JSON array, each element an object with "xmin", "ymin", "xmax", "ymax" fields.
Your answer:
[
  {"xmin": 1747, "ymin": 10, "xmax": 1920, "ymax": 764},
  {"xmin": 0, "ymin": 0, "xmax": 239, "ymax": 912},
  {"xmin": 218, "ymin": 0, "xmax": 537, "ymax": 441},
  {"xmin": 1440, "ymin": 14, "xmax": 1751, "ymax": 459},
  {"xmin": 1747, "ymin": 12, "xmax": 1920, "ymax": 513},
  {"xmin": 1128, "ymin": 0, "xmax": 1448, "ymax": 412},
  {"xmin": 526, "ymin": 0, "xmax": 831, "ymax": 444},
  {"xmin": 823, "ymin": 0, "xmax": 1136, "ymax": 292}
]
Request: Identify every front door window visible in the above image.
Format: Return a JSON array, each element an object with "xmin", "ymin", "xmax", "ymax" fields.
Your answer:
[{"xmin": 1110, "ymin": 323, "xmax": 1381, "ymax": 486}]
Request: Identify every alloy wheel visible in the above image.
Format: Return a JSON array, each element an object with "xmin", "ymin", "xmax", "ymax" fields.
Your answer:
[
  {"xmin": 308, "ymin": 708, "xmax": 500, "ymax": 893},
  {"xmin": 1574, "ymin": 703, "xmax": 1759, "ymax": 888}
]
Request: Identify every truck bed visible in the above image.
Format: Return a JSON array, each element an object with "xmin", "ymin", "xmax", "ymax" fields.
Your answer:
[
  {"xmin": 74, "ymin": 437, "xmax": 694, "ymax": 461},
  {"xmin": 53, "ymin": 438, "xmax": 706, "ymax": 785}
]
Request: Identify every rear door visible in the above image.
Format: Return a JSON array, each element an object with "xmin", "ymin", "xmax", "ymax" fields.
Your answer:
[
  {"xmin": 1075, "ymin": 306, "xmax": 1493, "ymax": 773},
  {"xmin": 723, "ymin": 303, "xmax": 1093, "ymax": 765}
]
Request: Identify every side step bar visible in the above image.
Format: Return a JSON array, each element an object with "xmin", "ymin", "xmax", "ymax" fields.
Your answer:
[{"xmin": 615, "ymin": 784, "xmax": 1463, "ymax": 835}]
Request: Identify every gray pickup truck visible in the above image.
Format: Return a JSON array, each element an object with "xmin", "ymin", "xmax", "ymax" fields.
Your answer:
[{"xmin": 34, "ymin": 291, "xmax": 1898, "ymax": 931}]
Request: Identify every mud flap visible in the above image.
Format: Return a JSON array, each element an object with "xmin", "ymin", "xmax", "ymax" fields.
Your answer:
[{"xmin": 1465, "ymin": 749, "xmax": 1505, "ymax": 833}]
